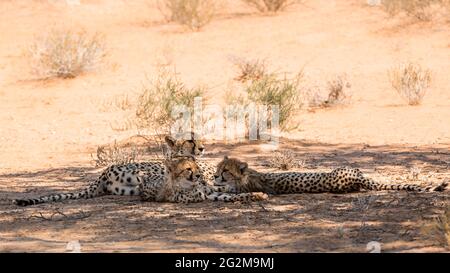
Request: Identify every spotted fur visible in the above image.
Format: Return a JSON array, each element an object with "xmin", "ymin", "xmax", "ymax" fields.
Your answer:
[
  {"xmin": 12, "ymin": 135, "xmax": 215, "ymax": 206},
  {"xmin": 140, "ymin": 157, "xmax": 268, "ymax": 203},
  {"xmin": 214, "ymin": 157, "xmax": 448, "ymax": 194}
]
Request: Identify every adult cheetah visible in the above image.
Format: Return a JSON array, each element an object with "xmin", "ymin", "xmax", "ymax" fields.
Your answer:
[
  {"xmin": 140, "ymin": 157, "xmax": 268, "ymax": 203},
  {"xmin": 213, "ymin": 156, "xmax": 448, "ymax": 194},
  {"xmin": 12, "ymin": 134, "xmax": 215, "ymax": 206}
]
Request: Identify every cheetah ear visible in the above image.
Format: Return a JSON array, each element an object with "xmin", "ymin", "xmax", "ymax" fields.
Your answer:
[
  {"xmin": 223, "ymin": 155, "xmax": 228, "ymax": 161},
  {"xmin": 239, "ymin": 162, "xmax": 248, "ymax": 173},
  {"xmin": 164, "ymin": 135, "xmax": 176, "ymax": 148}
]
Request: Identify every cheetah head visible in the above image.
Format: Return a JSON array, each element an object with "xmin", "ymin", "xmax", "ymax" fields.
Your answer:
[
  {"xmin": 164, "ymin": 132, "xmax": 205, "ymax": 159},
  {"xmin": 164, "ymin": 157, "xmax": 202, "ymax": 191},
  {"xmin": 214, "ymin": 156, "xmax": 273, "ymax": 193},
  {"xmin": 214, "ymin": 156, "xmax": 251, "ymax": 188}
]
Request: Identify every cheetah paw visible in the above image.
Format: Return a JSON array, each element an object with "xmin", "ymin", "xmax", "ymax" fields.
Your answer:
[{"xmin": 251, "ymin": 192, "xmax": 269, "ymax": 201}]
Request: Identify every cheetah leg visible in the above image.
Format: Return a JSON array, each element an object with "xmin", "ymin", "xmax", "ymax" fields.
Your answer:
[{"xmin": 206, "ymin": 192, "xmax": 268, "ymax": 202}]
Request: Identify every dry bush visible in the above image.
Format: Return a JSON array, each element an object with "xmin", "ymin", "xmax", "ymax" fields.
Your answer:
[
  {"xmin": 233, "ymin": 58, "xmax": 268, "ymax": 83},
  {"xmin": 305, "ymin": 75, "xmax": 351, "ymax": 109},
  {"xmin": 389, "ymin": 62, "xmax": 431, "ymax": 105},
  {"xmin": 265, "ymin": 150, "xmax": 305, "ymax": 170},
  {"xmin": 243, "ymin": 0, "xmax": 296, "ymax": 13},
  {"xmin": 159, "ymin": 0, "xmax": 217, "ymax": 30},
  {"xmin": 92, "ymin": 141, "xmax": 143, "ymax": 167},
  {"xmin": 422, "ymin": 206, "xmax": 450, "ymax": 249},
  {"xmin": 28, "ymin": 28, "xmax": 106, "ymax": 79},
  {"xmin": 381, "ymin": 0, "xmax": 443, "ymax": 21},
  {"xmin": 135, "ymin": 70, "xmax": 205, "ymax": 133}
]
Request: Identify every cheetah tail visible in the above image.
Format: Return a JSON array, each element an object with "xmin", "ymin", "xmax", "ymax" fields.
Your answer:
[
  {"xmin": 12, "ymin": 183, "xmax": 105, "ymax": 207},
  {"xmin": 362, "ymin": 178, "xmax": 448, "ymax": 192}
]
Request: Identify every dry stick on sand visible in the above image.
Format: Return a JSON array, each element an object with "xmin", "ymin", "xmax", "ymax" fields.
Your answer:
[{"xmin": 26, "ymin": 209, "xmax": 92, "ymax": 221}]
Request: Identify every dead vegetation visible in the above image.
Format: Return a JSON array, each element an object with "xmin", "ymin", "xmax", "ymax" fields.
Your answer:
[
  {"xmin": 91, "ymin": 140, "xmax": 144, "ymax": 167},
  {"xmin": 389, "ymin": 62, "xmax": 432, "ymax": 105},
  {"xmin": 158, "ymin": 0, "xmax": 217, "ymax": 30},
  {"xmin": 27, "ymin": 28, "xmax": 106, "ymax": 79},
  {"xmin": 243, "ymin": 0, "xmax": 297, "ymax": 13},
  {"xmin": 380, "ymin": 0, "xmax": 450, "ymax": 21}
]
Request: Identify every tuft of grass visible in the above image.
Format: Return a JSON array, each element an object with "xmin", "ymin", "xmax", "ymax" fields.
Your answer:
[
  {"xmin": 380, "ymin": 0, "xmax": 450, "ymax": 21},
  {"xmin": 159, "ymin": 0, "xmax": 217, "ymax": 30},
  {"xmin": 28, "ymin": 28, "xmax": 106, "ymax": 79},
  {"xmin": 322, "ymin": 75, "xmax": 352, "ymax": 107},
  {"xmin": 422, "ymin": 206, "xmax": 450, "ymax": 249},
  {"xmin": 135, "ymin": 70, "xmax": 206, "ymax": 133},
  {"xmin": 266, "ymin": 150, "xmax": 306, "ymax": 170},
  {"xmin": 303, "ymin": 74, "xmax": 351, "ymax": 109},
  {"xmin": 242, "ymin": 0, "xmax": 297, "ymax": 13},
  {"xmin": 92, "ymin": 140, "xmax": 142, "ymax": 167},
  {"xmin": 233, "ymin": 58, "xmax": 268, "ymax": 83},
  {"xmin": 389, "ymin": 62, "xmax": 431, "ymax": 105}
]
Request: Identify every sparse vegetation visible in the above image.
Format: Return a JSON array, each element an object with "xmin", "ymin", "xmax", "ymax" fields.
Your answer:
[
  {"xmin": 243, "ymin": 0, "xmax": 297, "ymax": 13},
  {"xmin": 233, "ymin": 58, "xmax": 268, "ymax": 83},
  {"xmin": 422, "ymin": 206, "xmax": 450, "ymax": 249},
  {"xmin": 380, "ymin": 0, "xmax": 450, "ymax": 21},
  {"xmin": 92, "ymin": 140, "xmax": 143, "ymax": 167},
  {"xmin": 28, "ymin": 28, "xmax": 106, "ymax": 79},
  {"xmin": 159, "ymin": 0, "xmax": 217, "ymax": 30},
  {"xmin": 304, "ymin": 74, "xmax": 351, "ymax": 109},
  {"xmin": 229, "ymin": 58, "xmax": 304, "ymax": 131},
  {"xmin": 266, "ymin": 150, "xmax": 306, "ymax": 170},
  {"xmin": 135, "ymin": 70, "xmax": 206, "ymax": 133},
  {"xmin": 389, "ymin": 62, "xmax": 431, "ymax": 105},
  {"xmin": 245, "ymin": 71, "xmax": 303, "ymax": 131}
]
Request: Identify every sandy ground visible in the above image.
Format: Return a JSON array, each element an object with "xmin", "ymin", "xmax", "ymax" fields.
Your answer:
[{"xmin": 0, "ymin": 0, "xmax": 449, "ymax": 252}]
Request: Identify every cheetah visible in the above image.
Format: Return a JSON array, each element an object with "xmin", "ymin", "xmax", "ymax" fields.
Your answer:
[
  {"xmin": 12, "ymin": 134, "xmax": 215, "ymax": 206},
  {"xmin": 213, "ymin": 156, "xmax": 448, "ymax": 194},
  {"xmin": 140, "ymin": 157, "xmax": 268, "ymax": 203}
]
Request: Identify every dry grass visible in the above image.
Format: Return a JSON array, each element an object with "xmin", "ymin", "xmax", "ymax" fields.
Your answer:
[
  {"xmin": 92, "ymin": 140, "xmax": 143, "ymax": 167},
  {"xmin": 265, "ymin": 150, "xmax": 306, "ymax": 170},
  {"xmin": 422, "ymin": 206, "xmax": 450, "ymax": 249},
  {"xmin": 305, "ymin": 74, "xmax": 351, "ymax": 109},
  {"xmin": 380, "ymin": 0, "xmax": 450, "ymax": 21},
  {"xmin": 389, "ymin": 62, "xmax": 431, "ymax": 105},
  {"xmin": 158, "ymin": 0, "xmax": 217, "ymax": 30},
  {"xmin": 27, "ymin": 28, "xmax": 106, "ymax": 79},
  {"xmin": 242, "ymin": 0, "xmax": 297, "ymax": 13},
  {"xmin": 232, "ymin": 58, "xmax": 268, "ymax": 83},
  {"xmin": 135, "ymin": 70, "xmax": 206, "ymax": 133}
]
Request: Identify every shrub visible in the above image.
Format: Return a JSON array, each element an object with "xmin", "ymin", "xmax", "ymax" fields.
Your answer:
[
  {"xmin": 389, "ymin": 62, "xmax": 431, "ymax": 105},
  {"xmin": 321, "ymin": 75, "xmax": 352, "ymax": 107},
  {"xmin": 28, "ymin": 28, "xmax": 106, "ymax": 79},
  {"xmin": 233, "ymin": 58, "xmax": 268, "ymax": 83},
  {"xmin": 92, "ymin": 140, "xmax": 142, "ymax": 167},
  {"xmin": 302, "ymin": 74, "xmax": 351, "ymax": 109},
  {"xmin": 245, "ymin": 71, "xmax": 303, "ymax": 131},
  {"xmin": 159, "ymin": 0, "xmax": 217, "ymax": 30},
  {"xmin": 381, "ymin": 0, "xmax": 439, "ymax": 21},
  {"xmin": 135, "ymin": 71, "xmax": 206, "ymax": 133},
  {"xmin": 242, "ymin": 0, "xmax": 296, "ymax": 13}
]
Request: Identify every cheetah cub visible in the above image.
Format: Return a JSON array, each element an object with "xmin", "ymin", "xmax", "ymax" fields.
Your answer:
[
  {"xmin": 214, "ymin": 156, "xmax": 448, "ymax": 194},
  {"xmin": 140, "ymin": 157, "xmax": 268, "ymax": 203}
]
